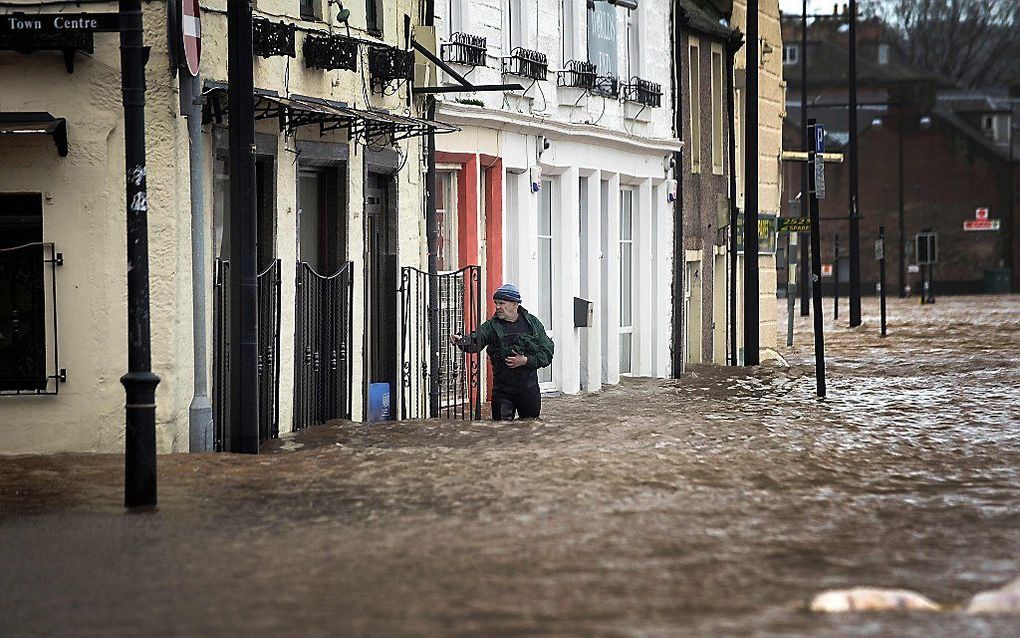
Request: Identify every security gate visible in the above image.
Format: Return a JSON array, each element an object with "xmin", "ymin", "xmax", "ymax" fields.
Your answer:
[
  {"xmin": 213, "ymin": 259, "xmax": 282, "ymax": 451},
  {"xmin": 293, "ymin": 261, "xmax": 354, "ymax": 430},
  {"xmin": 400, "ymin": 265, "xmax": 483, "ymax": 420}
]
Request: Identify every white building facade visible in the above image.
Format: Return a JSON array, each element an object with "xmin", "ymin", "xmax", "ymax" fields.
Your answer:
[{"xmin": 434, "ymin": 0, "xmax": 681, "ymax": 394}]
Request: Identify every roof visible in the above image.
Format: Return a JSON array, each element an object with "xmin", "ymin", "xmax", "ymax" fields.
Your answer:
[
  {"xmin": 783, "ymin": 39, "xmax": 937, "ymax": 88},
  {"xmin": 680, "ymin": 0, "xmax": 737, "ymax": 41}
]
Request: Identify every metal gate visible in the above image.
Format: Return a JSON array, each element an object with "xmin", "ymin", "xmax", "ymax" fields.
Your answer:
[
  {"xmin": 213, "ymin": 259, "xmax": 282, "ymax": 451},
  {"xmin": 293, "ymin": 261, "xmax": 354, "ymax": 430},
  {"xmin": 400, "ymin": 265, "xmax": 483, "ymax": 420}
]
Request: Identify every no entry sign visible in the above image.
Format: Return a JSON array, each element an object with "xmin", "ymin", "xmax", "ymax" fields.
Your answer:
[{"xmin": 181, "ymin": 0, "xmax": 201, "ymax": 76}]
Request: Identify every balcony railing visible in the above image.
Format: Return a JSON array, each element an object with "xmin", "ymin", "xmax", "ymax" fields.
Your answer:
[
  {"xmin": 368, "ymin": 44, "xmax": 415, "ymax": 92},
  {"xmin": 252, "ymin": 17, "xmax": 296, "ymax": 58},
  {"xmin": 557, "ymin": 60, "xmax": 597, "ymax": 90},
  {"xmin": 441, "ymin": 32, "xmax": 487, "ymax": 67},
  {"xmin": 303, "ymin": 32, "xmax": 359, "ymax": 72},
  {"xmin": 623, "ymin": 77, "xmax": 662, "ymax": 108},
  {"xmin": 501, "ymin": 47, "xmax": 548, "ymax": 81}
]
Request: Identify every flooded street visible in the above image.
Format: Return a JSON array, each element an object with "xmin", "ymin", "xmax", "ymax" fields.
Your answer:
[{"xmin": 2, "ymin": 295, "xmax": 1020, "ymax": 637}]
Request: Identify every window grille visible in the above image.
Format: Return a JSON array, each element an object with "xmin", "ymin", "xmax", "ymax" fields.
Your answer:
[
  {"xmin": 368, "ymin": 44, "xmax": 415, "ymax": 92},
  {"xmin": 252, "ymin": 17, "xmax": 296, "ymax": 58},
  {"xmin": 501, "ymin": 47, "xmax": 548, "ymax": 81},
  {"xmin": 303, "ymin": 32, "xmax": 358, "ymax": 71},
  {"xmin": 441, "ymin": 32, "xmax": 487, "ymax": 67},
  {"xmin": 623, "ymin": 77, "xmax": 661, "ymax": 108},
  {"xmin": 557, "ymin": 60, "xmax": 597, "ymax": 90}
]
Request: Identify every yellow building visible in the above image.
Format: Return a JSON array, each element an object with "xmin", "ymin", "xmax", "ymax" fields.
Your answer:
[{"xmin": 0, "ymin": 0, "xmax": 445, "ymax": 452}]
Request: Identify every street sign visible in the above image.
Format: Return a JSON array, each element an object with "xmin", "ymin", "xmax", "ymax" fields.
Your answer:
[
  {"xmin": 182, "ymin": 0, "xmax": 202, "ymax": 76},
  {"xmin": 778, "ymin": 217, "xmax": 811, "ymax": 233},
  {"xmin": 813, "ymin": 124, "xmax": 826, "ymax": 199},
  {"xmin": 975, "ymin": 207, "xmax": 989, "ymax": 220},
  {"xmin": 964, "ymin": 219, "xmax": 1000, "ymax": 231},
  {"xmin": 874, "ymin": 238, "xmax": 884, "ymax": 261},
  {"xmin": 815, "ymin": 125, "xmax": 826, "ymax": 153},
  {"xmin": 0, "ymin": 12, "xmax": 123, "ymax": 33},
  {"xmin": 915, "ymin": 232, "xmax": 937, "ymax": 265},
  {"xmin": 821, "ymin": 263, "xmax": 833, "ymax": 277}
]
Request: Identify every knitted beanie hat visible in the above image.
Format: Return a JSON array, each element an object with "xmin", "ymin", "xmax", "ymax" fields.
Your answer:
[{"xmin": 493, "ymin": 283, "xmax": 522, "ymax": 303}]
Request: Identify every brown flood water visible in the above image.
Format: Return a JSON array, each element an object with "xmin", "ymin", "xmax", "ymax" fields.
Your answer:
[{"xmin": 2, "ymin": 295, "xmax": 1019, "ymax": 637}]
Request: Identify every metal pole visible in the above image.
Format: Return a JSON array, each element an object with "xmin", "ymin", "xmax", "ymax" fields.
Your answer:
[
  {"xmin": 879, "ymin": 225, "xmax": 887, "ymax": 336},
  {"xmin": 227, "ymin": 0, "xmax": 258, "ymax": 453},
  {"xmin": 424, "ymin": 0, "xmax": 441, "ymax": 413},
  {"xmin": 1009, "ymin": 119, "xmax": 1015, "ymax": 293},
  {"xmin": 726, "ymin": 30, "xmax": 741, "ymax": 366},
  {"xmin": 799, "ymin": 0, "xmax": 810, "ymax": 317},
  {"xmin": 787, "ymin": 231, "xmax": 796, "ymax": 347},
  {"xmin": 186, "ymin": 73, "xmax": 213, "ymax": 452},
  {"xmin": 743, "ymin": 0, "xmax": 759, "ymax": 366},
  {"xmin": 808, "ymin": 119, "xmax": 826, "ymax": 397},
  {"xmin": 834, "ymin": 233, "xmax": 839, "ymax": 320},
  {"xmin": 848, "ymin": 0, "xmax": 861, "ymax": 326},
  {"xmin": 897, "ymin": 107, "xmax": 906, "ymax": 298},
  {"xmin": 120, "ymin": 0, "xmax": 160, "ymax": 508}
]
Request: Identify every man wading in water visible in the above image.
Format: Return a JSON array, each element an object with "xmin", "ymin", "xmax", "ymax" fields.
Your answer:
[{"xmin": 450, "ymin": 284, "xmax": 554, "ymax": 420}]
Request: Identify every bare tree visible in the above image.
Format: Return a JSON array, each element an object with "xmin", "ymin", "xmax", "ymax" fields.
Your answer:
[{"xmin": 875, "ymin": 0, "xmax": 1019, "ymax": 89}]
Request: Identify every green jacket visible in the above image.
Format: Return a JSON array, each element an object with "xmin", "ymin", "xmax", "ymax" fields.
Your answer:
[{"xmin": 461, "ymin": 307, "xmax": 554, "ymax": 369}]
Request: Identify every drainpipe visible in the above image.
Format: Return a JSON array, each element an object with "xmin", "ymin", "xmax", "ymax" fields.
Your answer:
[
  {"xmin": 743, "ymin": 0, "xmax": 759, "ymax": 366},
  {"xmin": 726, "ymin": 30, "xmax": 743, "ymax": 366},
  {"xmin": 186, "ymin": 73, "xmax": 213, "ymax": 452},
  {"xmin": 670, "ymin": 2, "xmax": 688, "ymax": 378}
]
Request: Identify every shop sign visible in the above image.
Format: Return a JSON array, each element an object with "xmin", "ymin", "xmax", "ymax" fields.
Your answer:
[
  {"xmin": 1, "ymin": 12, "xmax": 123, "ymax": 34},
  {"xmin": 587, "ymin": 0, "xmax": 617, "ymax": 78},
  {"xmin": 778, "ymin": 217, "xmax": 811, "ymax": 233},
  {"xmin": 736, "ymin": 213, "xmax": 778, "ymax": 255}
]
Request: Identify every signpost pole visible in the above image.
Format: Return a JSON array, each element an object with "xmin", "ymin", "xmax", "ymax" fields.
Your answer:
[
  {"xmin": 808, "ymin": 119, "xmax": 826, "ymax": 397},
  {"xmin": 834, "ymin": 234, "xmax": 840, "ymax": 320},
  {"xmin": 119, "ymin": 0, "xmax": 159, "ymax": 508},
  {"xmin": 879, "ymin": 225, "xmax": 887, "ymax": 336},
  {"xmin": 787, "ymin": 231, "xmax": 796, "ymax": 347}
]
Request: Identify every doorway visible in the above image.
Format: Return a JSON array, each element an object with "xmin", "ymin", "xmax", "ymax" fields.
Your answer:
[
  {"xmin": 364, "ymin": 172, "xmax": 398, "ymax": 412},
  {"xmin": 0, "ymin": 193, "xmax": 46, "ymax": 392}
]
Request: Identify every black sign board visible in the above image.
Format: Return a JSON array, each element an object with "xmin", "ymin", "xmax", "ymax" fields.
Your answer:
[
  {"xmin": 778, "ymin": 217, "xmax": 811, "ymax": 233},
  {"xmin": 1, "ymin": 12, "xmax": 123, "ymax": 34}
]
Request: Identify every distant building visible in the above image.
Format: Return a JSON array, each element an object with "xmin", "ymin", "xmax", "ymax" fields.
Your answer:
[{"xmin": 780, "ymin": 10, "xmax": 1019, "ymax": 296}]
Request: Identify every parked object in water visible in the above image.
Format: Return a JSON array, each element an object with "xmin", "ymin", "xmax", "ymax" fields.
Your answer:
[{"xmin": 809, "ymin": 587, "xmax": 940, "ymax": 612}]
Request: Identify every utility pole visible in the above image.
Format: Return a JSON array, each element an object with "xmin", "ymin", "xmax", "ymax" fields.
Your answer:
[
  {"xmin": 227, "ymin": 0, "xmax": 259, "ymax": 453},
  {"xmin": 424, "ymin": 0, "xmax": 441, "ymax": 413},
  {"xmin": 120, "ymin": 0, "xmax": 160, "ymax": 508},
  {"xmin": 799, "ymin": 0, "xmax": 810, "ymax": 317},
  {"xmin": 743, "ymin": 0, "xmax": 759, "ymax": 366},
  {"xmin": 879, "ymin": 225, "xmax": 887, "ymax": 336},
  {"xmin": 726, "ymin": 29, "xmax": 742, "ymax": 367},
  {"xmin": 833, "ymin": 233, "xmax": 840, "ymax": 320},
  {"xmin": 847, "ymin": 0, "xmax": 861, "ymax": 326}
]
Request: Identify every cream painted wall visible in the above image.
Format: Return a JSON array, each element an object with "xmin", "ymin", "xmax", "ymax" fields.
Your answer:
[{"xmin": 0, "ymin": 0, "xmax": 428, "ymax": 452}]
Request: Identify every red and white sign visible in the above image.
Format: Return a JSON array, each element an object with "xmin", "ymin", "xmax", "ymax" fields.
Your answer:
[
  {"xmin": 182, "ymin": 0, "xmax": 201, "ymax": 76},
  {"xmin": 821, "ymin": 263, "xmax": 833, "ymax": 277},
  {"xmin": 975, "ymin": 207, "xmax": 989, "ymax": 220},
  {"xmin": 964, "ymin": 219, "xmax": 1001, "ymax": 231}
]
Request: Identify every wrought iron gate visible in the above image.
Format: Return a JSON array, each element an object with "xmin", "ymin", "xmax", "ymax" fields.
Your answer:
[
  {"xmin": 293, "ymin": 261, "xmax": 354, "ymax": 430},
  {"xmin": 400, "ymin": 265, "xmax": 483, "ymax": 420},
  {"xmin": 212, "ymin": 258, "xmax": 282, "ymax": 451}
]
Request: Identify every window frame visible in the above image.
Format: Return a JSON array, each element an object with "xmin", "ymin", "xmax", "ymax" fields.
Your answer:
[
  {"xmin": 688, "ymin": 37, "xmax": 702, "ymax": 174},
  {"xmin": 711, "ymin": 42, "xmax": 724, "ymax": 175}
]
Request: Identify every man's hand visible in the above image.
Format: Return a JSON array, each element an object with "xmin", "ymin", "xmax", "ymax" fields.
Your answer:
[
  {"xmin": 505, "ymin": 353, "xmax": 528, "ymax": 368},
  {"xmin": 449, "ymin": 333, "xmax": 462, "ymax": 346}
]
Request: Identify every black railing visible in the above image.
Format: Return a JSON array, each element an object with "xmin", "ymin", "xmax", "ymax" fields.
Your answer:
[
  {"xmin": 441, "ymin": 32, "xmax": 487, "ymax": 67},
  {"xmin": 557, "ymin": 60, "xmax": 597, "ymax": 90},
  {"xmin": 252, "ymin": 17, "xmax": 296, "ymax": 58},
  {"xmin": 0, "ymin": 242, "xmax": 65, "ymax": 395},
  {"xmin": 400, "ymin": 265, "xmax": 482, "ymax": 420},
  {"xmin": 293, "ymin": 261, "xmax": 354, "ymax": 430},
  {"xmin": 501, "ymin": 47, "xmax": 548, "ymax": 81},
  {"xmin": 623, "ymin": 77, "xmax": 662, "ymax": 108},
  {"xmin": 303, "ymin": 31, "xmax": 359, "ymax": 71},
  {"xmin": 212, "ymin": 259, "xmax": 282, "ymax": 451},
  {"xmin": 368, "ymin": 44, "xmax": 414, "ymax": 92},
  {"xmin": 592, "ymin": 74, "xmax": 619, "ymax": 98}
]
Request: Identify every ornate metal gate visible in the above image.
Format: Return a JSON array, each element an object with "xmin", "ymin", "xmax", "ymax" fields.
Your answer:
[
  {"xmin": 212, "ymin": 259, "xmax": 282, "ymax": 451},
  {"xmin": 293, "ymin": 261, "xmax": 354, "ymax": 430},
  {"xmin": 400, "ymin": 265, "xmax": 483, "ymax": 420}
]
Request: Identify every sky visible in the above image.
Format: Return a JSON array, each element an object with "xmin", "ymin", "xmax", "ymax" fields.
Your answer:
[{"xmin": 778, "ymin": 0, "xmax": 854, "ymax": 17}]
